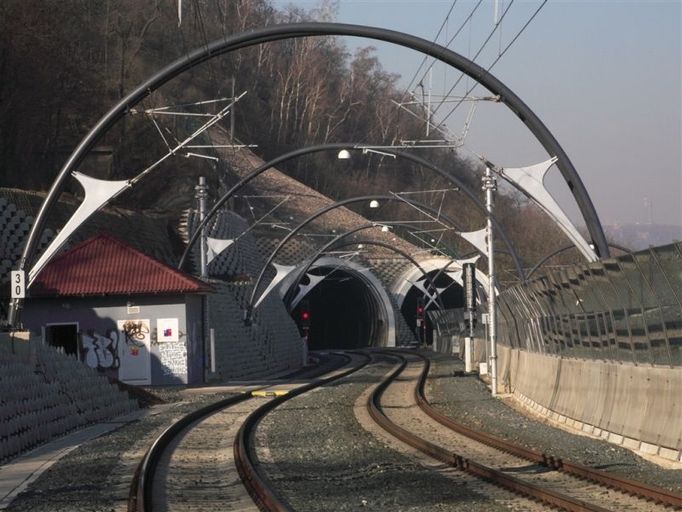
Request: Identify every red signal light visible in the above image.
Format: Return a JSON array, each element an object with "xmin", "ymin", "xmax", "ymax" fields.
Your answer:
[{"xmin": 300, "ymin": 300, "xmax": 311, "ymax": 329}]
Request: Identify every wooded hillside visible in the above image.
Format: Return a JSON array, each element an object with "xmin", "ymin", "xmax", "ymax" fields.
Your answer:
[{"xmin": 0, "ymin": 0, "xmax": 580, "ymax": 270}]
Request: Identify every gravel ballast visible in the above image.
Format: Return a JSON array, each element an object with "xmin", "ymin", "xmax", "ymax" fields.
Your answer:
[
  {"xmin": 426, "ymin": 352, "xmax": 682, "ymax": 494},
  {"xmin": 258, "ymin": 356, "xmax": 514, "ymax": 511},
  {"xmin": 3, "ymin": 351, "xmax": 680, "ymax": 511},
  {"xmin": 5, "ymin": 390, "xmax": 238, "ymax": 512}
]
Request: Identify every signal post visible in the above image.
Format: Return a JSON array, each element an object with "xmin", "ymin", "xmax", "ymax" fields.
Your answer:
[{"xmin": 462, "ymin": 262, "xmax": 477, "ymax": 373}]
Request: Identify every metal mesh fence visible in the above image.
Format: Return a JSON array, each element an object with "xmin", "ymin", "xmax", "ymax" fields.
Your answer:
[{"xmin": 497, "ymin": 242, "xmax": 682, "ymax": 366}]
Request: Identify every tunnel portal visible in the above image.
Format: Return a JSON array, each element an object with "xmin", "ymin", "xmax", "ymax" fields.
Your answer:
[
  {"xmin": 400, "ymin": 271, "xmax": 463, "ymax": 345},
  {"xmin": 290, "ymin": 267, "xmax": 387, "ymax": 350}
]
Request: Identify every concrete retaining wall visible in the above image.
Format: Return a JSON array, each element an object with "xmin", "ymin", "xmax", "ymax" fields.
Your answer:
[{"xmin": 498, "ymin": 345, "xmax": 682, "ymax": 462}]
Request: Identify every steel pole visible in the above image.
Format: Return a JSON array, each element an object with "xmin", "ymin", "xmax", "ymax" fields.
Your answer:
[
  {"xmin": 484, "ymin": 167, "xmax": 498, "ymax": 396},
  {"xmin": 195, "ymin": 177, "xmax": 208, "ymax": 279}
]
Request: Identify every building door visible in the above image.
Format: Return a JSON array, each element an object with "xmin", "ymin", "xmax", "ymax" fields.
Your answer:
[
  {"xmin": 117, "ymin": 319, "xmax": 152, "ymax": 385},
  {"xmin": 45, "ymin": 323, "xmax": 79, "ymax": 356}
]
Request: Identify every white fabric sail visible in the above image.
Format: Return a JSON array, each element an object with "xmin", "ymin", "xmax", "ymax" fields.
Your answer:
[
  {"xmin": 29, "ymin": 172, "xmax": 130, "ymax": 284},
  {"xmin": 254, "ymin": 263, "xmax": 296, "ymax": 308},
  {"xmin": 500, "ymin": 158, "xmax": 598, "ymax": 261},
  {"xmin": 289, "ymin": 273, "xmax": 327, "ymax": 309},
  {"xmin": 457, "ymin": 228, "xmax": 487, "ymax": 256},
  {"xmin": 206, "ymin": 237, "xmax": 234, "ymax": 265}
]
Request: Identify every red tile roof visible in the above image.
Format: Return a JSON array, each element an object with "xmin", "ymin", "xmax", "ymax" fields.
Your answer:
[{"xmin": 31, "ymin": 233, "xmax": 210, "ymax": 297}]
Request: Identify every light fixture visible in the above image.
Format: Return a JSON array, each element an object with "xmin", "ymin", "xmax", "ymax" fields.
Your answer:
[
  {"xmin": 369, "ymin": 200, "xmax": 379, "ymax": 208},
  {"xmin": 357, "ymin": 244, "xmax": 364, "ymax": 249},
  {"xmin": 337, "ymin": 149, "xmax": 352, "ymax": 160}
]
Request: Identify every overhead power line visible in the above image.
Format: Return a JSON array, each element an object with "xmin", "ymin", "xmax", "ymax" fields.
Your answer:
[
  {"xmin": 402, "ymin": 0, "xmax": 458, "ymax": 97},
  {"xmin": 403, "ymin": 0, "xmax": 486, "ymax": 103},
  {"xmin": 430, "ymin": 0, "xmax": 516, "ymax": 119},
  {"xmin": 438, "ymin": 0, "xmax": 549, "ymax": 127}
]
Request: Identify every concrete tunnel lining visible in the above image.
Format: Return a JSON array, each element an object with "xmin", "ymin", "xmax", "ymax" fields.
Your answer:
[
  {"xmin": 282, "ymin": 256, "xmax": 396, "ymax": 348},
  {"xmin": 391, "ymin": 257, "xmax": 493, "ymax": 309}
]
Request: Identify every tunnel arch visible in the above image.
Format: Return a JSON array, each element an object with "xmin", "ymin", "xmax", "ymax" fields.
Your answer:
[
  {"xmin": 285, "ymin": 256, "xmax": 395, "ymax": 348},
  {"xmin": 392, "ymin": 257, "xmax": 492, "ymax": 344},
  {"xmin": 391, "ymin": 257, "xmax": 492, "ymax": 307}
]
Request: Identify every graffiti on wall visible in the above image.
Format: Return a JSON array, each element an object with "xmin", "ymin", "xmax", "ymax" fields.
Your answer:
[
  {"xmin": 82, "ymin": 329, "xmax": 119, "ymax": 370},
  {"xmin": 120, "ymin": 320, "xmax": 150, "ymax": 353},
  {"xmin": 116, "ymin": 319, "xmax": 152, "ymax": 384},
  {"xmin": 81, "ymin": 320, "xmax": 153, "ymax": 382},
  {"xmin": 158, "ymin": 340, "xmax": 187, "ymax": 378},
  {"xmin": 78, "ymin": 319, "xmax": 183, "ymax": 384}
]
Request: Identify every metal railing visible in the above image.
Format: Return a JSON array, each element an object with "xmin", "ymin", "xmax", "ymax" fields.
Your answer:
[{"xmin": 497, "ymin": 242, "xmax": 682, "ymax": 366}]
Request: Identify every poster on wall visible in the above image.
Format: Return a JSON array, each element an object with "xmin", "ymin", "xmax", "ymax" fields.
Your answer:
[
  {"xmin": 117, "ymin": 319, "xmax": 152, "ymax": 385},
  {"xmin": 157, "ymin": 318, "xmax": 179, "ymax": 342}
]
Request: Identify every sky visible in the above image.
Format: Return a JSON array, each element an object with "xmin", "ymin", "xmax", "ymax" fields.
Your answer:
[{"xmin": 272, "ymin": 0, "xmax": 682, "ymax": 230}]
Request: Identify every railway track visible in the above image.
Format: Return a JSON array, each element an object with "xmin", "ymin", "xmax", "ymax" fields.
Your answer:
[
  {"xmin": 412, "ymin": 351, "xmax": 682, "ymax": 510},
  {"xmin": 369, "ymin": 350, "xmax": 682, "ymax": 512},
  {"xmin": 128, "ymin": 348, "xmax": 680, "ymax": 511},
  {"xmin": 128, "ymin": 351, "xmax": 368, "ymax": 512}
]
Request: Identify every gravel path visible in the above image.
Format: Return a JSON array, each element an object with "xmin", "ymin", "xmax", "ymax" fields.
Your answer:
[
  {"xmin": 425, "ymin": 352, "xmax": 682, "ymax": 494},
  {"xmin": 259, "ymin": 355, "xmax": 514, "ymax": 511}
]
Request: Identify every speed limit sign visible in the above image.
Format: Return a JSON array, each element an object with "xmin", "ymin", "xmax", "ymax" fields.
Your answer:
[{"xmin": 11, "ymin": 270, "xmax": 25, "ymax": 299}]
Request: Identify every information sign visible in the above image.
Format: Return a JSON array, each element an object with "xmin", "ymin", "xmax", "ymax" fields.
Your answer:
[{"xmin": 11, "ymin": 270, "xmax": 25, "ymax": 299}]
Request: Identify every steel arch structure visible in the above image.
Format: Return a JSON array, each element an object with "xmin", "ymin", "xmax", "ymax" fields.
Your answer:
[
  {"xmin": 245, "ymin": 193, "xmax": 527, "ymax": 321},
  {"xmin": 11, "ymin": 22, "xmax": 609, "ymax": 326},
  {"xmin": 177, "ymin": 142, "xmax": 523, "ymax": 272}
]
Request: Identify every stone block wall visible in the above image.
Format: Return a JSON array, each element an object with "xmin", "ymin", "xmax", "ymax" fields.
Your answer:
[
  {"xmin": 206, "ymin": 281, "xmax": 303, "ymax": 381},
  {"xmin": 0, "ymin": 332, "xmax": 138, "ymax": 463}
]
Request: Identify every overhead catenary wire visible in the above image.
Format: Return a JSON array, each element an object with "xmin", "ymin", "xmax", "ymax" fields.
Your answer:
[
  {"xmin": 437, "ymin": 0, "xmax": 549, "ymax": 127},
  {"xmin": 403, "ymin": 0, "xmax": 488, "ymax": 103},
  {"xmin": 430, "ymin": 0, "xmax": 515, "ymax": 119},
  {"xmin": 401, "ymin": 0, "xmax": 459, "ymax": 99},
  {"xmin": 391, "ymin": 0, "xmax": 481, "ymax": 139}
]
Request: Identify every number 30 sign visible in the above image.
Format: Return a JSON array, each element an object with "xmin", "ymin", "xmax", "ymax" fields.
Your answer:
[{"xmin": 11, "ymin": 270, "xmax": 25, "ymax": 299}]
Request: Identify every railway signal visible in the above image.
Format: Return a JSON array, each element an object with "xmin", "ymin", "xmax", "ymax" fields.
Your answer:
[
  {"xmin": 462, "ymin": 262, "xmax": 477, "ymax": 372},
  {"xmin": 416, "ymin": 297, "xmax": 426, "ymax": 345},
  {"xmin": 300, "ymin": 300, "xmax": 311, "ymax": 329},
  {"xmin": 416, "ymin": 297, "xmax": 425, "ymax": 324}
]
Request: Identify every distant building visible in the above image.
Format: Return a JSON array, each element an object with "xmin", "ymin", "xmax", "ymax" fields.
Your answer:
[{"xmin": 22, "ymin": 233, "xmax": 211, "ymax": 386}]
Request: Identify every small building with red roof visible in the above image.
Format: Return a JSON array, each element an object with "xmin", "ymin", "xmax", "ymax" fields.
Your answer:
[{"xmin": 22, "ymin": 233, "xmax": 211, "ymax": 386}]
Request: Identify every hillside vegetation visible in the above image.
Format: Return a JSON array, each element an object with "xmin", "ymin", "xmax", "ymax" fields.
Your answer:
[{"xmin": 0, "ymin": 0, "xmax": 581, "ymax": 271}]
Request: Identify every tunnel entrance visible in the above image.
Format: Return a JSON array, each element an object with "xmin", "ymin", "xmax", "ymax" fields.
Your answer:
[
  {"xmin": 290, "ymin": 267, "xmax": 386, "ymax": 350},
  {"xmin": 400, "ymin": 270, "xmax": 463, "ymax": 345}
]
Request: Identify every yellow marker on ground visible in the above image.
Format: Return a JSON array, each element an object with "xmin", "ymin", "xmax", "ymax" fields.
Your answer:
[{"xmin": 251, "ymin": 390, "xmax": 289, "ymax": 397}]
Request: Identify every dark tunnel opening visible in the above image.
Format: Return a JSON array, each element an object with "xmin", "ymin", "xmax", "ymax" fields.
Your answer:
[
  {"xmin": 401, "ymin": 270, "xmax": 463, "ymax": 345},
  {"xmin": 290, "ymin": 268, "xmax": 384, "ymax": 350}
]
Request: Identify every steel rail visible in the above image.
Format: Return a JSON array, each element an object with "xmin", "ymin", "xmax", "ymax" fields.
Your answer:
[
  {"xmin": 128, "ymin": 393, "xmax": 251, "ymax": 512},
  {"xmin": 368, "ymin": 351, "xmax": 615, "ymax": 512},
  {"xmin": 234, "ymin": 352, "xmax": 370, "ymax": 511},
  {"xmin": 411, "ymin": 352, "xmax": 682, "ymax": 509},
  {"xmin": 128, "ymin": 352, "xmax": 352, "ymax": 512}
]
